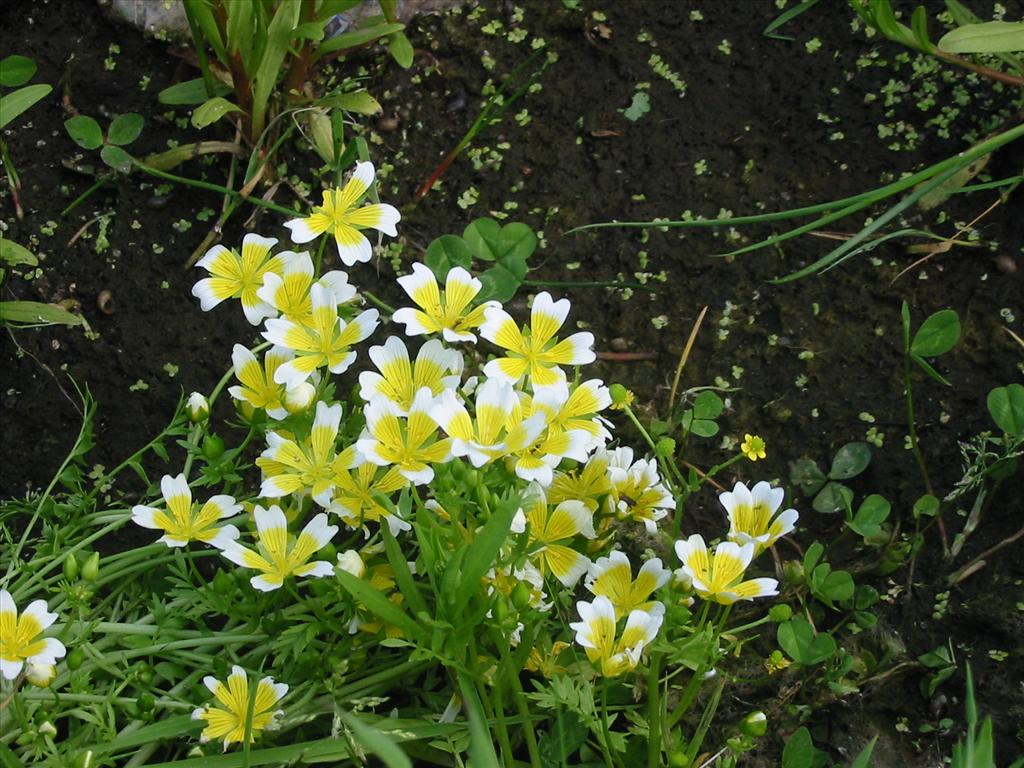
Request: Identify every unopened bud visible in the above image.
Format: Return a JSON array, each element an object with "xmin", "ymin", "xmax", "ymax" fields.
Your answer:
[
  {"xmin": 38, "ymin": 720, "xmax": 57, "ymax": 737},
  {"xmin": 510, "ymin": 581, "xmax": 533, "ymax": 610},
  {"xmin": 284, "ymin": 382, "xmax": 316, "ymax": 413},
  {"xmin": 63, "ymin": 553, "xmax": 79, "ymax": 582},
  {"xmin": 187, "ymin": 392, "xmax": 210, "ymax": 423},
  {"xmin": 81, "ymin": 552, "xmax": 100, "ymax": 582},
  {"xmin": 769, "ymin": 604, "xmax": 793, "ymax": 623},
  {"xmin": 26, "ymin": 663, "xmax": 57, "ymax": 688},
  {"xmin": 656, "ymin": 437, "xmax": 676, "ymax": 458},
  {"xmin": 337, "ymin": 550, "xmax": 366, "ymax": 579},
  {"xmin": 739, "ymin": 711, "xmax": 768, "ymax": 738}
]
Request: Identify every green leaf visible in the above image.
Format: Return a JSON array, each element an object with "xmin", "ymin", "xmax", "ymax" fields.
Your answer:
[
  {"xmin": 315, "ymin": 22, "xmax": 406, "ymax": 58},
  {"xmin": 849, "ymin": 736, "xmax": 878, "ymax": 768},
  {"xmin": 318, "ymin": 90, "xmax": 383, "ymax": 115},
  {"xmin": 458, "ymin": 672, "xmax": 501, "ymax": 768},
  {"xmin": 912, "ymin": 354, "xmax": 952, "ymax": 387},
  {"xmin": 250, "ymin": 0, "xmax": 301, "ymax": 138},
  {"xmin": 337, "ymin": 712, "xmax": 411, "ymax": 768},
  {"xmin": 811, "ymin": 565, "xmax": 854, "ymax": 606},
  {"xmin": 497, "ymin": 222, "xmax": 538, "ymax": 263},
  {"xmin": 464, "ymin": 218, "xmax": 503, "ymax": 261},
  {"xmin": 680, "ymin": 413, "xmax": 719, "ymax": 438},
  {"xmin": 813, "ymin": 481, "xmax": 853, "ymax": 515},
  {"xmin": 620, "ymin": 91, "xmax": 650, "ymax": 121},
  {"xmin": 692, "ymin": 390, "xmax": 723, "ymax": 419},
  {"xmin": 789, "ymin": 458, "xmax": 826, "ymax": 496},
  {"xmin": 191, "ymin": 96, "xmax": 244, "ymax": 129},
  {"xmin": 0, "ymin": 83, "xmax": 52, "ymax": 129},
  {"xmin": 939, "ymin": 21, "xmax": 1024, "ymax": 53},
  {"xmin": 0, "ymin": 240, "xmax": 38, "ymax": 267},
  {"xmin": 1, "ymin": 55, "xmax": 37, "ymax": 87},
  {"xmin": 987, "ymin": 383, "xmax": 1024, "ymax": 436},
  {"xmin": 64, "ymin": 114, "xmax": 104, "ymax": 150},
  {"xmin": 777, "ymin": 618, "xmax": 836, "ymax": 666},
  {"xmin": 424, "ymin": 235, "xmax": 473, "ymax": 280},
  {"xmin": 158, "ymin": 78, "xmax": 232, "ymax": 105},
  {"xmin": 0, "ymin": 300, "xmax": 84, "ymax": 327},
  {"xmin": 913, "ymin": 494, "xmax": 939, "ymax": 519},
  {"xmin": 803, "ymin": 541, "xmax": 824, "ymax": 573},
  {"xmin": 911, "ymin": 309, "xmax": 960, "ymax": 357},
  {"xmin": 107, "ymin": 113, "xmax": 144, "ymax": 146},
  {"xmin": 477, "ymin": 259, "xmax": 527, "ymax": 303},
  {"xmin": 335, "ymin": 570, "xmax": 420, "ymax": 638},
  {"xmin": 448, "ymin": 494, "xmax": 520, "ymax": 619},
  {"xmin": 100, "ymin": 145, "xmax": 133, "ymax": 173},
  {"xmin": 782, "ymin": 727, "xmax": 818, "ymax": 768},
  {"xmin": 829, "ymin": 441, "xmax": 871, "ymax": 479},
  {"xmin": 849, "ymin": 494, "xmax": 891, "ymax": 538},
  {"xmin": 380, "ymin": 521, "xmax": 428, "ymax": 618},
  {"xmin": 388, "ymin": 31, "xmax": 415, "ymax": 69}
]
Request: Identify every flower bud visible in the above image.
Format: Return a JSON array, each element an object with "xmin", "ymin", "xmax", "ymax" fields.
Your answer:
[
  {"xmin": 63, "ymin": 553, "xmax": 79, "ymax": 582},
  {"xmin": 187, "ymin": 392, "xmax": 210, "ymax": 423},
  {"xmin": 38, "ymin": 720, "xmax": 57, "ymax": 737},
  {"xmin": 608, "ymin": 383, "xmax": 629, "ymax": 404},
  {"xmin": 739, "ymin": 711, "xmax": 767, "ymax": 738},
  {"xmin": 26, "ymin": 663, "xmax": 57, "ymax": 688},
  {"xmin": 81, "ymin": 552, "xmax": 100, "ymax": 582},
  {"xmin": 656, "ymin": 437, "xmax": 676, "ymax": 458},
  {"xmin": 284, "ymin": 382, "xmax": 316, "ymax": 414},
  {"xmin": 510, "ymin": 581, "xmax": 533, "ymax": 611},
  {"xmin": 201, "ymin": 434, "xmax": 225, "ymax": 461},
  {"xmin": 337, "ymin": 550, "xmax": 366, "ymax": 579},
  {"xmin": 769, "ymin": 604, "xmax": 793, "ymax": 623}
]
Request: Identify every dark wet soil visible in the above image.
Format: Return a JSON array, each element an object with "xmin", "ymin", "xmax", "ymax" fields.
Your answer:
[{"xmin": 2, "ymin": 0, "xmax": 1022, "ymax": 763}]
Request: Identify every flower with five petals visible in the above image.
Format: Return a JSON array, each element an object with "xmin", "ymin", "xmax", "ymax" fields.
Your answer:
[
  {"xmin": 192, "ymin": 665, "xmax": 288, "ymax": 749},
  {"xmin": 392, "ymin": 263, "xmax": 494, "ymax": 343},
  {"xmin": 0, "ymin": 590, "xmax": 66, "ymax": 680},
  {"xmin": 131, "ymin": 474, "xmax": 240, "ymax": 549},
  {"xmin": 192, "ymin": 234, "xmax": 283, "ymax": 325}
]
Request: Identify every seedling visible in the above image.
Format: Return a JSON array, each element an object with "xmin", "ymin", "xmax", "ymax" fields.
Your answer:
[{"xmin": 0, "ymin": 55, "xmax": 52, "ymax": 218}]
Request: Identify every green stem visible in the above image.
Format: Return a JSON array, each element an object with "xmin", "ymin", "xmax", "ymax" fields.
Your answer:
[
  {"xmin": 362, "ymin": 290, "xmax": 397, "ymax": 316},
  {"xmin": 60, "ymin": 177, "xmax": 107, "ymax": 217},
  {"xmin": 132, "ymin": 160, "xmax": 297, "ymax": 217},
  {"xmin": 599, "ymin": 680, "xmax": 616, "ymax": 768}
]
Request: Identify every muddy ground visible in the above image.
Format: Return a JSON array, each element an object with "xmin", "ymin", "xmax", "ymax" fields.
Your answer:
[{"xmin": 1, "ymin": 0, "xmax": 1022, "ymax": 764}]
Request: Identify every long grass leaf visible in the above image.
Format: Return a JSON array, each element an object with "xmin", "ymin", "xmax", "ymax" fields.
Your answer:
[
  {"xmin": 335, "ymin": 569, "xmax": 420, "ymax": 637},
  {"xmin": 762, "ymin": 0, "xmax": 822, "ymax": 40},
  {"xmin": 458, "ymin": 671, "xmax": 501, "ymax": 767},
  {"xmin": 449, "ymin": 493, "xmax": 520, "ymax": 618},
  {"xmin": 338, "ymin": 712, "xmax": 412, "ymax": 768}
]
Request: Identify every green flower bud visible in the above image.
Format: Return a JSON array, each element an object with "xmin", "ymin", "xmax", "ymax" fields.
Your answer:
[
  {"xmin": 769, "ymin": 604, "xmax": 793, "ymax": 623},
  {"xmin": 782, "ymin": 559, "xmax": 804, "ymax": 586},
  {"xmin": 63, "ymin": 553, "xmax": 79, "ymax": 582},
  {"xmin": 201, "ymin": 434, "xmax": 225, "ymax": 461},
  {"xmin": 510, "ymin": 581, "xmax": 533, "ymax": 611},
  {"xmin": 609, "ymin": 383, "xmax": 629, "ymax": 404},
  {"xmin": 739, "ymin": 711, "xmax": 767, "ymax": 738},
  {"xmin": 492, "ymin": 595, "xmax": 512, "ymax": 622},
  {"xmin": 66, "ymin": 649, "xmax": 86, "ymax": 671},
  {"xmin": 667, "ymin": 750, "xmax": 690, "ymax": 768},
  {"xmin": 134, "ymin": 663, "xmax": 154, "ymax": 686},
  {"xmin": 81, "ymin": 552, "xmax": 100, "ymax": 582},
  {"xmin": 656, "ymin": 436, "xmax": 677, "ymax": 458},
  {"xmin": 186, "ymin": 392, "xmax": 210, "ymax": 423},
  {"xmin": 136, "ymin": 692, "xmax": 156, "ymax": 713}
]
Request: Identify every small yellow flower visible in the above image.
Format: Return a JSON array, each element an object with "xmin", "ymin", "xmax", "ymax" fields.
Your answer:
[
  {"xmin": 192, "ymin": 665, "xmax": 287, "ymax": 749},
  {"xmin": 740, "ymin": 434, "xmax": 767, "ymax": 461},
  {"xmin": 0, "ymin": 590, "xmax": 66, "ymax": 680}
]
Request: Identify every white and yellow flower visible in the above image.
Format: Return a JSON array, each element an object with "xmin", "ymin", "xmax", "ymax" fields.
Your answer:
[
  {"xmin": 548, "ymin": 452, "xmax": 613, "ymax": 512},
  {"xmin": 605, "ymin": 447, "xmax": 676, "ymax": 533},
  {"xmin": 584, "ymin": 551, "xmax": 670, "ymax": 620},
  {"xmin": 358, "ymin": 336, "xmax": 462, "ymax": 414},
  {"xmin": 357, "ymin": 388, "xmax": 452, "ymax": 484},
  {"xmin": 330, "ymin": 464, "xmax": 410, "ymax": 535},
  {"xmin": 505, "ymin": 392, "xmax": 594, "ymax": 486},
  {"xmin": 283, "ymin": 161, "xmax": 400, "ymax": 266},
  {"xmin": 131, "ymin": 474, "xmax": 240, "ymax": 549},
  {"xmin": 263, "ymin": 284, "xmax": 379, "ymax": 389},
  {"xmin": 392, "ymin": 263, "xmax": 495, "ymax": 343},
  {"xmin": 531, "ymin": 379, "xmax": 612, "ymax": 451},
  {"xmin": 257, "ymin": 401, "xmax": 360, "ymax": 507},
  {"xmin": 674, "ymin": 534, "xmax": 778, "ymax": 605},
  {"xmin": 429, "ymin": 378, "xmax": 546, "ymax": 468},
  {"xmin": 192, "ymin": 665, "xmax": 288, "ymax": 749},
  {"xmin": 569, "ymin": 596, "xmax": 663, "ymax": 678},
  {"xmin": 0, "ymin": 590, "xmax": 66, "ymax": 681},
  {"xmin": 256, "ymin": 250, "xmax": 356, "ymax": 323},
  {"xmin": 480, "ymin": 291, "xmax": 595, "ymax": 391},
  {"xmin": 510, "ymin": 485, "xmax": 595, "ymax": 586},
  {"xmin": 220, "ymin": 506, "xmax": 337, "ymax": 591},
  {"xmin": 229, "ymin": 345, "xmax": 315, "ymax": 420},
  {"xmin": 721, "ymin": 481, "xmax": 798, "ymax": 553},
  {"xmin": 192, "ymin": 234, "xmax": 283, "ymax": 325}
]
